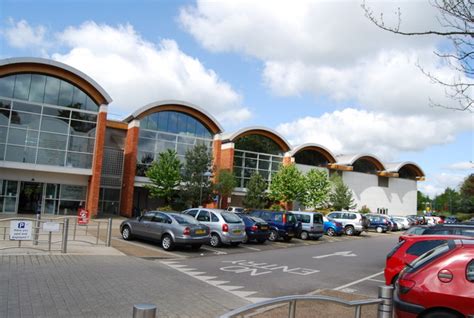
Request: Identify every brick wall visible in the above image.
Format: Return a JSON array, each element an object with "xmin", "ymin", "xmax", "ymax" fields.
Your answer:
[{"xmin": 120, "ymin": 120, "xmax": 140, "ymax": 217}]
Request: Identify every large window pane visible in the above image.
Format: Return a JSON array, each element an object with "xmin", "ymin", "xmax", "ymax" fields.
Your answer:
[
  {"xmin": 66, "ymin": 152, "xmax": 92, "ymax": 168},
  {"xmin": 13, "ymin": 74, "xmax": 31, "ymax": 100},
  {"xmin": 158, "ymin": 111, "xmax": 168, "ymax": 131},
  {"xmin": 168, "ymin": 112, "xmax": 178, "ymax": 134},
  {"xmin": 0, "ymin": 126, "xmax": 7, "ymax": 143},
  {"xmin": 138, "ymin": 138, "xmax": 155, "ymax": 152},
  {"xmin": 185, "ymin": 116, "xmax": 197, "ymax": 135},
  {"xmin": 41, "ymin": 116, "xmax": 70, "ymax": 134},
  {"xmin": 0, "ymin": 75, "xmax": 15, "ymax": 98},
  {"xmin": 37, "ymin": 148, "xmax": 66, "ymax": 166},
  {"xmin": 12, "ymin": 101, "xmax": 42, "ymax": 114},
  {"xmin": 44, "ymin": 76, "xmax": 60, "ymax": 105},
  {"xmin": 46, "ymin": 183, "xmax": 59, "ymax": 199},
  {"xmin": 58, "ymin": 200, "xmax": 81, "ymax": 215},
  {"xmin": 42, "ymin": 106, "xmax": 70, "ymax": 118},
  {"xmin": 5, "ymin": 145, "xmax": 36, "ymax": 163},
  {"xmin": 103, "ymin": 188, "xmax": 120, "ymax": 201},
  {"xmin": 70, "ymin": 120, "xmax": 96, "ymax": 136},
  {"xmin": 4, "ymin": 197, "xmax": 17, "ymax": 212},
  {"xmin": 0, "ymin": 109, "xmax": 9, "ymax": 125},
  {"xmin": 39, "ymin": 132, "xmax": 67, "ymax": 150},
  {"xmin": 71, "ymin": 111, "xmax": 96, "ymax": 122},
  {"xmin": 60, "ymin": 185, "xmax": 86, "ymax": 200},
  {"xmin": 85, "ymin": 96, "xmax": 98, "ymax": 111},
  {"xmin": 29, "ymin": 74, "xmax": 46, "ymax": 103},
  {"xmin": 10, "ymin": 111, "xmax": 41, "ymax": 129},
  {"xmin": 177, "ymin": 112, "xmax": 187, "ymax": 134},
  {"xmin": 6, "ymin": 181, "xmax": 18, "ymax": 195},
  {"xmin": 72, "ymin": 87, "xmax": 87, "ymax": 108},
  {"xmin": 0, "ymin": 144, "xmax": 4, "ymax": 160},
  {"xmin": 58, "ymin": 80, "xmax": 74, "ymax": 107},
  {"xmin": 68, "ymin": 136, "xmax": 94, "ymax": 153}
]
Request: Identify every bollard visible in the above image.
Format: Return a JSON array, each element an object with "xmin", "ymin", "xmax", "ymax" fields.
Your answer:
[
  {"xmin": 33, "ymin": 213, "xmax": 41, "ymax": 246},
  {"xmin": 377, "ymin": 285, "xmax": 394, "ymax": 318},
  {"xmin": 61, "ymin": 218, "xmax": 69, "ymax": 254},
  {"xmin": 106, "ymin": 218, "xmax": 112, "ymax": 247},
  {"xmin": 288, "ymin": 300, "xmax": 296, "ymax": 318},
  {"xmin": 133, "ymin": 304, "xmax": 156, "ymax": 318}
]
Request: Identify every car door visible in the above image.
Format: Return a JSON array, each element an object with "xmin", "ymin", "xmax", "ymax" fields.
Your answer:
[
  {"xmin": 133, "ymin": 212, "xmax": 155, "ymax": 237},
  {"xmin": 196, "ymin": 210, "xmax": 212, "ymax": 230},
  {"xmin": 147, "ymin": 212, "xmax": 169, "ymax": 240}
]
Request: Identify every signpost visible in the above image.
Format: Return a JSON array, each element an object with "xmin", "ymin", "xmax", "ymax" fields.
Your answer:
[
  {"xmin": 10, "ymin": 221, "xmax": 33, "ymax": 242},
  {"xmin": 78, "ymin": 208, "xmax": 90, "ymax": 225}
]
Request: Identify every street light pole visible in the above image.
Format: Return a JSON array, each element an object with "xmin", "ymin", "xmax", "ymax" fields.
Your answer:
[{"xmin": 199, "ymin": 171, "xmax": 212, "ymax": 207}]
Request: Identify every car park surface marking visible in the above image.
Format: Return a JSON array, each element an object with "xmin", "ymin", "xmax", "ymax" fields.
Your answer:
[
  {"xmin": 111, "ymin": 237, "xmax": 185, "ymax": 258},
  {"xmin": 200, "ymin": 246, "xmax": 227, "ymax": 255},
  {"xmin": 240, "ymin": 245, "xmax": 261, "ymax": 251},
  {"xmin": 160, "ymin": 260, "xmax": 269, "ymax": 303},
  {"xmin": 312, "ymin": 251, "xmax": 357, "ymax": 259},
  {"xmin": 333, "ymin": 270, "xmax": 384, "ymax": 291},
  {"xmin": 220, "ymin": 260, "xmax": 320, "ymax": 276}
]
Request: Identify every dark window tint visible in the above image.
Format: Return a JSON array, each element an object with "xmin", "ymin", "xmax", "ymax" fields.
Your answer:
[
  {"xmin": 407, "ymin": 242, "xmax": 452, "ymax": 273},
  {"xmin": 153, "ymin": 213, "xmax": 171, "ymax": 223},
  {"xmin": 211, "ymin": 212, "xmax": 219, "ymax": 222},
  {"xmin": 286, "ymin": 213, "xmax": 296, "ymax": 224},
  {"xmin": 460, "ymin": 229, "xmax": 474, "ymax": 237},
  {"xmin": 406, "ymin": 227, "xmax": 426, "ymax": 235},
  {"xmin": 406, "ymin": 240, "xmax": 447, "ymax": 257},
  {"xmin": 313, "ymin": 214, "xmax": 323, "ymax": 224},
  {"xmin": 328, "ymin": 212, "xmax": 340, "ymax": 219},
  {"xmin": 424, "ymin": 229, "xmax": 452, "ymax": 235},
  {"xmin": 185, "ymin": 209, "xmax": 199, "ymax": 217},
  {"xmin": 467, "ymin": 260, "xmax": 474, "ymax": 282},
  {"xmin": 197, "ymin": 211, "xmax": 210, "ymax": 222},
  {"xmin": 261, "ymin": 212, "xmax": 272, "ymax": 221},
  {"xmin": 222, "ymin": 212, "xmax": 242, "ymax": 223},
  {"xmin": 234, "ymin": 134, "xmax": 283, "ymax": 155},
  {"xmin": 141, "ymin": 212, "xmax": 155, "ymax": 222}
]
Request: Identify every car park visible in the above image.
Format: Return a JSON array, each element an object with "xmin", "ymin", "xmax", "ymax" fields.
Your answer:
[
  {"xmin": 366, "ymin": 214, "xmax": 391, "ymax": 233},
  {"xmin": 234, "ymin": 213, "xmax": 269, "ymax": 243},
  {"xmin": 323, "ymin": 216, "xmax": 344, "ymax": 236},
  {"xmin": 248, "ymin": 210, "xmax": 299, "ymax": 242},
  {"xmin": 182, "ymin": 208, "xmax": 246, "ymax": 247},
  {"xmin": 120, "ymin": 211, "xmax": 210, "ymax": 251},
  {"xmin": 422, "ymin": 223, "xmax": 474, "ymax": 237},
  {"xmin": 385, "ymin": 234, "xmax": 469, "ymax": 285},
  {"xmin": 326, "ymin": 211, "xmax": 369, "ymax": 236},
  {"xmin": 394, "ymin": 239, "xmax": 474, "ymax": 318},
  {"xmin": 291, "ymin": 211, "xmax": 324, "ymax": 240}
]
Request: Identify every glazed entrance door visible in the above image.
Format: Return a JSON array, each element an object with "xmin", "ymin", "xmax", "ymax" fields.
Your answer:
[{"xmin": 18, "ymin": 182, "xmax": 44, "ymax": 214}]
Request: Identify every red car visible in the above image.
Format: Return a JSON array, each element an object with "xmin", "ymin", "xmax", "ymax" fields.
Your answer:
[
  {"xmin": 385, "ymin": 234, "xmax": 469, "ymax": 285},
  {"xmin": 394, "ymin": 239, "xmax": 474, "ymax": 318}
]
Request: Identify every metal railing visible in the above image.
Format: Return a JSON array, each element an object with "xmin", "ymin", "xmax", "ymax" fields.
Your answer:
[{"xmin": 0, "ymin": 215, "xmax": 113, "ymax": 253}]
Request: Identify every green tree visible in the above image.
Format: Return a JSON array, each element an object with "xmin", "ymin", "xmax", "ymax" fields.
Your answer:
[
  {"xmin": 301, "ymin": 169, "xmax": 331, "ymax": 210},
  {"xmin": 329, "ymin": 174, "xmax": 356, "ymax": 211},
  {"xmin": 243, "ymin": 171, "xmax": 268, "ymax": 209},
  {"xmin": 459, "ymin": 173, "xmax": 474, "ymax": 214},
  {"xmin": 145, "ymin": 149, "xmax": 182, "ymax": 205},
  {"xmin": 433, "ymin": 187, "xmax": 460, "ymax": 214},
  {"xmin": 417, "ymin": 190, "xmax": 431, "ymax": 212},
  {"xmin": 269, "ymin": 164, "xmax": 305, "ymax": 209},
  {"xmin": 214, "ymin": 170, "xmax": 237, "ymax": 208},
  {"xmin": 181, "ymin": 143, "xmax": 213, "ymax": 207}
]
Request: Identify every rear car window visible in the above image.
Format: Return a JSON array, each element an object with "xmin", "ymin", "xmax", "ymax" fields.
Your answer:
[
  {"xmin": 407, "ymin": 242, "xmax": 452, "ymax": 273},
  {"xmin": 222, "ymin": 212, "xmax": 242, "ymax": 223},
  {"xmin": 467, "ymin": 260, "xmax": 474, "ymax": 282},
  {"xmin": 211, "ymin": 212, "xmax": 219, "ymax": 222},
  {"xmin": 406, "ymin": 227, "xmax": 426, "ymax": 235},
  {"xmin": 172, "ymin": 214, "xmax": 199, "ymax": 225},
  {"xmin": 406, "ymin": 240, "xmax": 447, "ymax": 257},
  {"xmin": 328, "ymin": 212, "xmax": 339, "ymax": 219},
  {"xmin": 313, "ymin": 214, "xmax": 323, "ymax": 224},
  {"xmin": 387, "ymin": 240, "xmax": 406, "ymax": 258}
]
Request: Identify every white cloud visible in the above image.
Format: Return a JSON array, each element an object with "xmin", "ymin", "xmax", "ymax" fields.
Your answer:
[
  {"xmin": 3, "ymin": 20, "xmax": 251, "ymax": 124},
  {"xmin": 276, "ymin": 108, "xmax": 472, "ymax": 160},
  {"xmin": 419, "ymin": 173, "xmax": 466, "ymax": 198},
  {"xmin": 446, "ymin": 161, "xmax": 474, "ymax": 171},
  {"xmin": 2, "ymin": 19, "xmax": 48, "ymax": 50}
]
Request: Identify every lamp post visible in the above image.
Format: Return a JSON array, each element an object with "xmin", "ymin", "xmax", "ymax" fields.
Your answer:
[{"xmin": 199, "ymin": 171, "xmax": 212, "ymax": 207}]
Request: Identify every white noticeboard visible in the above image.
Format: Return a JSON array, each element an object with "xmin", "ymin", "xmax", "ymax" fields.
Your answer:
[
  {"xmin": 10, "ymin": 221, "xmax": 33, "ymax": 240},
  {"xmin": 43, "ymin": 222, "xmax": 60, "ymax": 232}
]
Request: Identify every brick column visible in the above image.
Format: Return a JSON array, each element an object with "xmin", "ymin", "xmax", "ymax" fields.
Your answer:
[
  {"xmin": 86, "ymin": 105, "xmax": 107, "ymax": 217},
  {"xmin": 206, "ymin": 134, "xmax": 222, "ymax": 209},
  {"xmin": 120, "ymin": 120, "xmax": 140, "ymax": 217},
  {"xmin": 219, "ymin": 142, "xmax": 235, "ymax": 209}
]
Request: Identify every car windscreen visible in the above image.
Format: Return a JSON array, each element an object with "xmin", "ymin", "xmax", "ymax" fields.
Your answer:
[
  {"xmin": 171, "ymin": 214, "xmax": 199, "ymax": 225},
  {"xmin": 222, "ymin": 212, "xmax": 242, "ymax": 223},
  {"xmin": 406, "ymin": 242, "xmax": 453, "ymax": 273}
]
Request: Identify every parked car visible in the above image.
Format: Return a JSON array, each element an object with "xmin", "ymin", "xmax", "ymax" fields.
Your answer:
[
  {"xmin": 291, "ymin": 211, "xmax": 324, "ymax": 240},
  {"xmin": 385, "ymin": 234, "xmax": 469, "ymax": 285},
  {"xmin": 120, "ymin": 211, "xmax": 210, "ymax": 251},
  {"xmin": 247, "ymin": 210, "xmax": 299, "ymax": 242},
  {"xmin": 323, "ymin": 216, "xmax": 344, "ymax": 236},
  {"xmin": 389, "ymin": 217, "xmax": 400, "ymax": 231},
  {"xmin": 227, "ymin": 206, "xmax": 245, "ymax": 213},
  {"xmin": 391, "ymin": 216, "xmax": 411, "ymax": 230},
  {"xmin": 422, "ymin": 223, "xmax": 474, "ymax": 237},
  {"xmin": 445, "ymin": 216, "xmax": 460, "ymax": 224},
  {"xmin": 182, "ymin": 208, "xmax": 246, "ymax": 247},
  {"xmin": 234, "ymin": 213, "xmax": 269, "ymax": 243},
  {"xmin": 402, "ymin": 225, "xmax": 430, "ymax": 237},
  {"xmin": 366, "ymin": 214, "xmax": 391, "ymax": 233},
  {"xmin": 394, "ymin": 239, "xmax": 474, "ymax": 318},
  {"xmin": 326, "ymin": 211, "xmax": 369, "ymax": 236}
]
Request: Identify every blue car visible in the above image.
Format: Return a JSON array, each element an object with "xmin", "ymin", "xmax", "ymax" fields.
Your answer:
[
  {"xmin": 235, "ymin": 213, "xmax": 269, "ymax": 244},
  {"xmin": 366, "ymin": 214, "xmax": 391, "ymax": 233},
  {"xmin": 248, "ymin": 210, "xmax": 299, "ymax": 242},
  {"xmin": 323, "ymin": 216, "xmax": 343, "ymax": 236}
]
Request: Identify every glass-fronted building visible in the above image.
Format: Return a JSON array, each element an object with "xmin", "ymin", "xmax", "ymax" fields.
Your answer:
[{"xmin": 0, "ymin": 57, "xmax": 426, "ymax": 217}]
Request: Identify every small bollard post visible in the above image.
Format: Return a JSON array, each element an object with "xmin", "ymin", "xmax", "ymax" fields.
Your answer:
[
  {"xmin": 33, "ymin": 213, "xmax": 41, "ymax": 245},
  {"xmin": 61, "ymin": 218, "xmax": 69, "ymax": 254},
  {"xmin": 133, "ymin": 304, "xmax": 156, "ymax": 318},
  {"xmin": 106, "ymin": 218, "xmax": 112, "ymax": 247},
  {"xmin": 377, "ymin": 285, "xmax": 394, "ymax": 318}
]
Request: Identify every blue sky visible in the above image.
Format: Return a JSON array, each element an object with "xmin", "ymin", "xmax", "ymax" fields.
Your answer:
[{"xmin": 1, "ymin": 0, "xmax": 472, "ymax": 197}]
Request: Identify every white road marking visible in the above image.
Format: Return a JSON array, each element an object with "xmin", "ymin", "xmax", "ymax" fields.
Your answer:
[
  {"xmin": 313, "ymin": 251, "xmax": 357, "ymax": 259},
  {"xmin": 339, "ymin": 288, "xmax": 357, "ymax": 293},
  {"xmin": 240, "ymin": 245, "xmax": 261, "ymax": 251},
  {"xmin": 368, "ymin": 278, "xmax": 386, "ymax": 283},
  {"xmin": 333, "ymin": 271, "xmax": 385, "ymax": 291},
  {"xmin": 200, "ymin": 246, "xmax": 227, "ymax": 255},
  {"xmin": 112, "ymin": 238, "xmax": 185, "ymax": 258}
]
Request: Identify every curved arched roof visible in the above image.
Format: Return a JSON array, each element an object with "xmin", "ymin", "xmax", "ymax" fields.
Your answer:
[
  {"xmin": 222, "ymin": 126, "xmax": 292, "ymax": 152},
  {"xmin": 385, "ymin": 162, "xmax": 425, "ymax": 177},
  {"xmin": 0, "ymin": 57, "xmax": 112, "ymax": 105},
  {"xmin": 290, "ymin": 143, "xmax": 336, "ymax": 163},
  {"xmin": 336, "ymin": 153, "xmax": 386, "ymax": 171},
  {"xmin": 124, "ymin": 100, "xmax": 223, "ymax": 134}
]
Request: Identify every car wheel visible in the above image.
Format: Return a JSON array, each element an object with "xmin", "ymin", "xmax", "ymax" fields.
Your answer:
[
  {"xmin": 161, "ymin": 234, "xmax": 175, "ymax": 251},
  {"xmin": 421, "ymin": 311, "xmax": 461, "ymax": 318},
  {"xmin": 230, "ymin": 242, "xmax": 240, "ymax": 247},
  {"xmin": 257, "ymin": 239, "xmax": 266, "ymax": 244},
  {"xmin": 190, "ymin": 244, "xmax": 202, "ymax": 250},
  {"xmin": 268, "ymin": 230, "xmax": 278, "ymax": 242},
  {"xmin": 121, "ymin": 226, "xmax": 132, "ymax": 240},
  {"xmin": 326, "ymin": 228, "xmax": 336, "ymax": 236},
  {"xmin": 300, "ymin": 231, "xmax": 309, "ymax": 240},
  {"xmin": 376, "ymin": 226, "xmax": 383, "ymax": 233},
  {"xmin": 345, "ymin": 225, "xmax": 355, "ymax": 236},
  {"xmin": 210, "ymin": 233, "xmax": 221, "ymax": 247}
]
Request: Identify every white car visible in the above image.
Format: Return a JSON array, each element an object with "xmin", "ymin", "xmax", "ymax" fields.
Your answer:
[{"xmin": 392, "ymin": 216, "xmax": 411, "ymax": 230}]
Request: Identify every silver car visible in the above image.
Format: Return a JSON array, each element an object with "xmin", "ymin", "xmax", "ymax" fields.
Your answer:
[
  {"xmin": 120, "ymin": 211, "xmax": 210, "ymax": 251},
  {"xmin": 183, "ymin": 208, "xmax": 246, "ymax": 247}
]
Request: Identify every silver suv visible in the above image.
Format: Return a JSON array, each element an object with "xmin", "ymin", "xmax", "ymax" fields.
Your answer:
[
  {"xmin": 183, "ymin": 208, "xmax": 246, "ymax": 247},
  {"xmin": 326, "ymin": 211, "xmax": 369, "ymax": 236}
]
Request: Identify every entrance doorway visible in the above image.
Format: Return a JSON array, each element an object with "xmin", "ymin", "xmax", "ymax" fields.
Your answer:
[{"xmin": 18, "ymin": 182, "xmax": 44, "ymax": 214}]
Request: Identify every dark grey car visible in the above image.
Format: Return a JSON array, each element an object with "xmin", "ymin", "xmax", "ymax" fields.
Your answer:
[{"xmin": 120, "ymin": 211, "xmax": 210, "ymax": 251}]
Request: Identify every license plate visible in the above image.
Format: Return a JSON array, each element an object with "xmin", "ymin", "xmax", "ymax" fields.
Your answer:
[
  {"xmin": 260, "ymin": 226, "xmax": 268, "ymax": 230},
  {"xmin": 233, "ymin": 229, "xmax": 241, "ymax": 234},
  {"xmin": 195, "ymin": 229, "xmax": 205, "ymax": 235}
]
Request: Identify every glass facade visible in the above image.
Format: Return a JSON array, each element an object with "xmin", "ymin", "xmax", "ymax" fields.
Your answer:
[
  {"xmin": 353, "ymin": 159, "xmax": 378, "ymax": 174},
  {"xmin": 294, "ymin": 150, "xmax": 330, "ymax": 167},
  {"xmin": 136, "ymin": 111, "xmax": 213, "ymax": 176},
  {"xmin": 98, "ymin": 187, "xmax": 121, "ymax": 215},
  {"xmin": 399, "ymin": 166, "xmax": 418, "ymax": 180},
  {"xmin": 233, "ymin": 135, "xmax": 285, "ymax": 188},
  {"xmin": 0, "ymin": 73, "xmax": 98, "ymax": 169},
  {"xmin": 0, "ymin": 180, "xmax": 19, "ymax": 213}
]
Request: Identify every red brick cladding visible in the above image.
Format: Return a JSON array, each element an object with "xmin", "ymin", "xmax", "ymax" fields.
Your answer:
[{"xmin": 120, "ymin": 121, "xmax": 140, "ymax": 217}]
